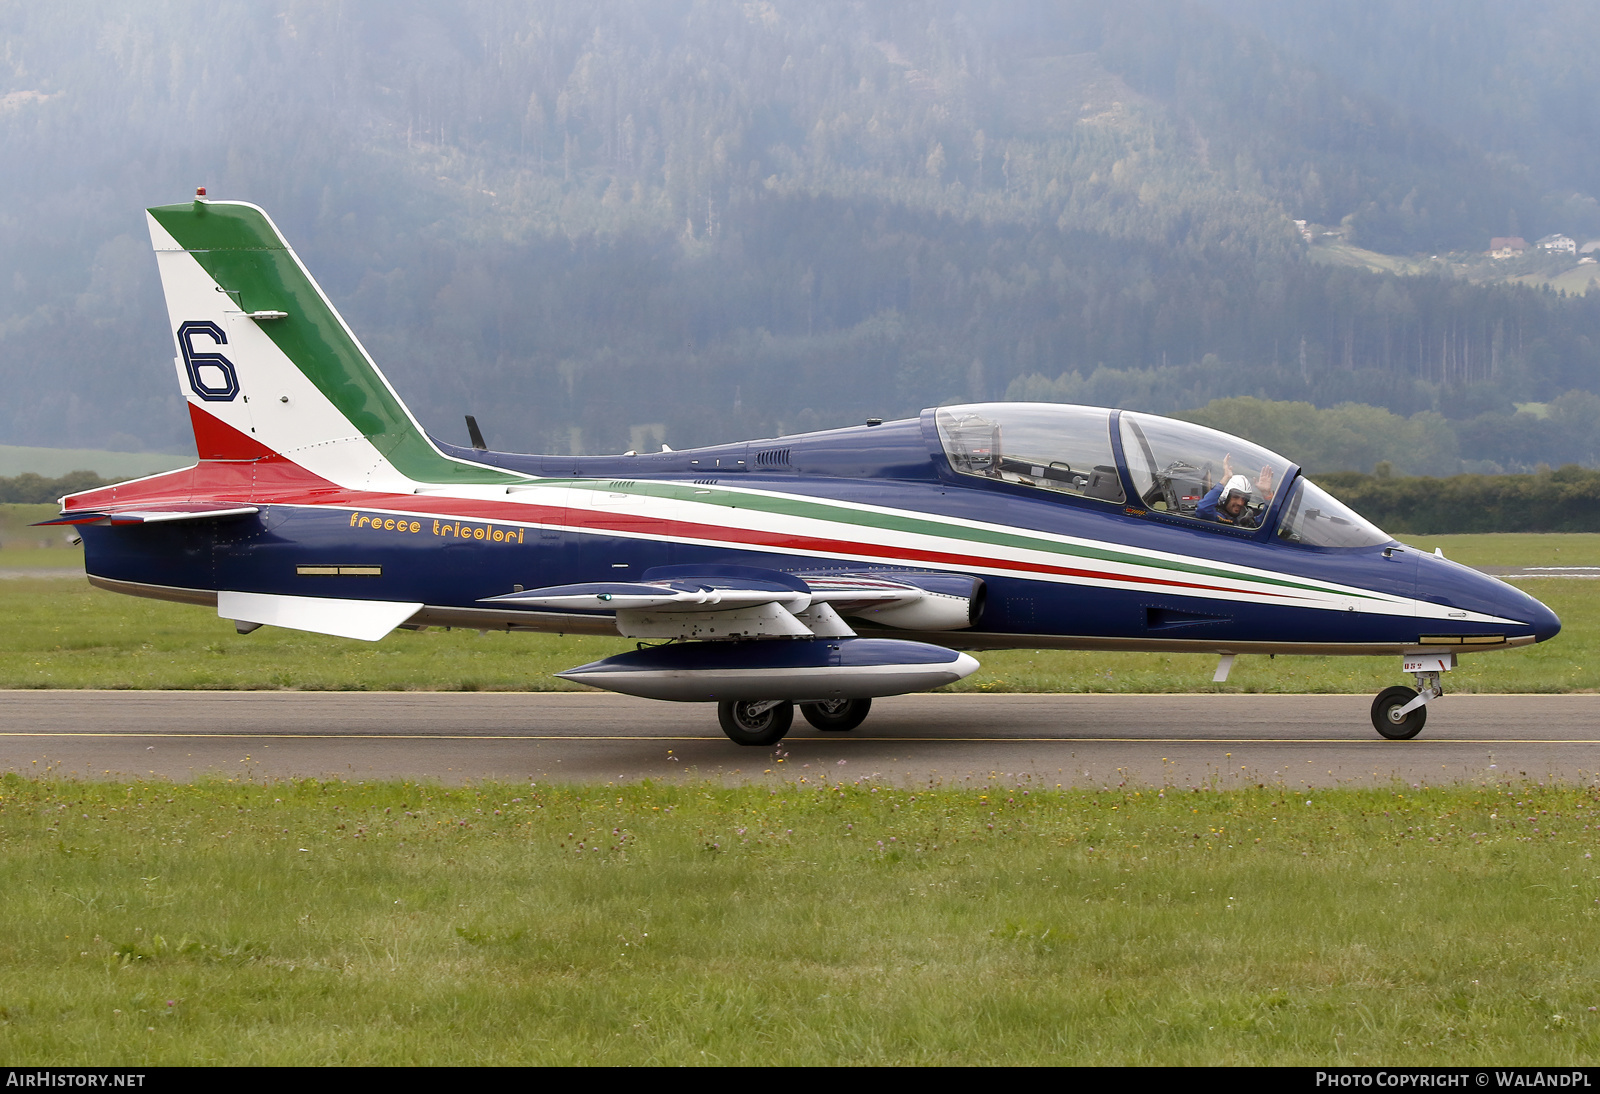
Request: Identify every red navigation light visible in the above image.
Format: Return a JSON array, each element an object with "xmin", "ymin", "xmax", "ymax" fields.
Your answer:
[{"xmin": 196, "ymin": 186, "xmax": 207, "ymax": 197}]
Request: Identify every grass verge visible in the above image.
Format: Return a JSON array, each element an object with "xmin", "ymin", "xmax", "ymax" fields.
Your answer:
[{"xmin": 2, "ymin": 776, "xmax": 1598, "ymax": 1064}]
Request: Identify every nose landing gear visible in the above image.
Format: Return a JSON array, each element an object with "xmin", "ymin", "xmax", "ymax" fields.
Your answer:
[{"xmin": 1371, "ymin": 653, "xmax": 1454, "ymax": 740}]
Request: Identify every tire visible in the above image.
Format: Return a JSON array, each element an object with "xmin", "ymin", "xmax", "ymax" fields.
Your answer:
[
  {"xmin": 1371, "ymin": 685, "xmax": 1427, "ymax": 740},
  {"xmin": 802, "ymin": 698, "xmax": 872, "ymax": 732},
  {"xmin": 717, "ymin": 700, "xmax": 794, "ymax": 746}
]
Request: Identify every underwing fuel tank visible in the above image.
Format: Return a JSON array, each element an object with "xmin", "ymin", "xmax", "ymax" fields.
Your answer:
[{"xmin": 556, "ymin": 637, "xmax": 979, "ymax": 702}]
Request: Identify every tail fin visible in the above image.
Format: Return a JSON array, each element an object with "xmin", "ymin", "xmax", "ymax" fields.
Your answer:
[{"xmin": 147, "ymin": 198, "xmax": 515, "ymax": 487}]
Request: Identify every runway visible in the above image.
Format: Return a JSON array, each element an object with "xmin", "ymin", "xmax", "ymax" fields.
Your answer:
[{"xmin": 2, "ymin": 690, "xmax": 1597, "ymax": 787}]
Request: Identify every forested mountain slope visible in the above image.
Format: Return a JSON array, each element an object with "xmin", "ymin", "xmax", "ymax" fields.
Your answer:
[
  {"xmin": 1199, "ymin": 0, "xmax": 1600, "ymax": 239},
  {"xmin": 1, "ymin": 1, "xmax": 1595, "ymax": 468}
]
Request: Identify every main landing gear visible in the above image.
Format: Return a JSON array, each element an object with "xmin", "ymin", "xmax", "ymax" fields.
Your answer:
[
  {"xmin": 802, "ymin": 698, "xmax": 872, "ymax": 732},
  {"xmin": 717, "ymin": 700, "xmax": 793, "ymax": 746},
  {"xmin": 715, "ymin": 698, "xmax": 874, "ymax": 745},
  {"xmin": 1370, "ymin": 653, "xmax": 1454, "ymax": 740}
]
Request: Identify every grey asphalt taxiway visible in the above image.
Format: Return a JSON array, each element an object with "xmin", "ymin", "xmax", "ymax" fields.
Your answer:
[{"xmin": 2, "ymin": 690, "xmax": 1597, "ymax": 788}]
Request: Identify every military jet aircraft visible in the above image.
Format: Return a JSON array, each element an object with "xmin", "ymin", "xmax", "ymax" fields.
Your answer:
[{"xmin": 44, "ymin": 194, "xmax": 1561, "ymax": 745}]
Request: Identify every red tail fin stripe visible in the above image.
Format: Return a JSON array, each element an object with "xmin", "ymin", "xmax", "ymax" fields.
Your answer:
[{"xmin": 188, "ymin": 403, "xmax": 285, "ymax": 461}]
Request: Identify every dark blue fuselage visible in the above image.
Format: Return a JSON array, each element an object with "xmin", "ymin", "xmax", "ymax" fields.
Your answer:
[{"xmin": 80, "ymin": 410, "xmax": 1561, "ymax": 657}]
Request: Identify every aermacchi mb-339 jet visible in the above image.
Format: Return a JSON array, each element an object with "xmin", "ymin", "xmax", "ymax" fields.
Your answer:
[{"xmin": 45, "ymin": 194, "xmax": 1561, "ymax": 745}]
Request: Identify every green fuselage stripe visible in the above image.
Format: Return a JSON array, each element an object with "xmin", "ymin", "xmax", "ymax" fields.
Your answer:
[{"xmin": 563, "ymin": 479, "xmax": 1378, "ymax": 601}]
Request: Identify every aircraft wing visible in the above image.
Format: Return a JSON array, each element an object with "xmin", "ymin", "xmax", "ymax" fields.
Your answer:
[
  {"xmin": 482, "ymin": 580, "xmax": 811, "ymax": 613},
  {"xmin": 800, "ymin": 573, "xmax": 930, "ymax": 609},
  {"xmin": 480, "ymin": 567, "xmax": 982, "ymax": 637},
  {"xmin": 800, "ymin": 570, "xmax": 986, "ymax": 630},
  {"xmin": 480, "ymin": 571, "xmax": 925, "ymax": 615},
  {"xmin": 37, "ymin": 505, "xmax": 260, "ymax": 526}
]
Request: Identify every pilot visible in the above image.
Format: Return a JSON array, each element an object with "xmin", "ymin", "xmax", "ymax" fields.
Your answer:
[
  {"xmin": 1197, "ymin": 462, "xmax": 1274, "ymax": 528},
  {"xmin": 1197, "ymin": 475, "xmax": 1256, "ymax": 526}
]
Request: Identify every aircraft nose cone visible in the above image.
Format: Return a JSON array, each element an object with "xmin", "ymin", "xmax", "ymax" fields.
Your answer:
[
  {"xmin": 1418, "ymin": 552, "xmax": 1562, "ymax": 645},
  {"xmin": 1529, "ymin": 597, "xmax": 1562, "ymax": 643},
  {"xmin": 1484, "ymin": 572, "xmax": 1560, "ymax": 643}
]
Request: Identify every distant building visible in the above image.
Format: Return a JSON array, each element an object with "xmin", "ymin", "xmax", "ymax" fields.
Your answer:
[
  {"xmin": 1489, "ymin": 236, "xmax": 1527, "ymax": 258},
  {"xmin": 1537, "ymin": 233, "xmax": 1577, "ymax": 254},
  {"xmin": 1292, "ymin": 218, "xmax": 1313, "ymax": 243}
]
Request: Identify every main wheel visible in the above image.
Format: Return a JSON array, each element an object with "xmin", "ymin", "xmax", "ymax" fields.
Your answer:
[
  {"xmin": 802, "ymin": 698, "xmax": 872, "ymax": 732},
  {"xmin": 717, "ymin": 699, "xmax": 794, "ymax": 746},
  {"xmin": 1371, "ymin": 685, "xmax": 1427, "ymax": 740}
]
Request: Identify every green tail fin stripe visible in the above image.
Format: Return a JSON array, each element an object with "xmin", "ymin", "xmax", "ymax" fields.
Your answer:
[{"xmin": 148, "ymin": 201, "xmax": 519, "ymax": 485}]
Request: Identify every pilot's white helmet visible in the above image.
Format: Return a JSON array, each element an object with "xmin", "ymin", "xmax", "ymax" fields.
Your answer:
[{"xmin": 1221, "ymin": 474, "xmax": 1252, "ymax": 501}]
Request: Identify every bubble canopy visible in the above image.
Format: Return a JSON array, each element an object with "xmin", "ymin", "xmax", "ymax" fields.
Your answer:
[
  {"xmin": 1275, "ymin": 478, "xmax": 1392, "ymax": 548},
  {"xmin": 933, "ymin": 402, "xmax": 1394, "ymax": 548},
  {"xmin": 936, "ymin": 404, "xmax": 1125, "ymax": 504},
  {"xmin": 1119, "ymin": 411, "xmax": 1289, "ymax": 528}
]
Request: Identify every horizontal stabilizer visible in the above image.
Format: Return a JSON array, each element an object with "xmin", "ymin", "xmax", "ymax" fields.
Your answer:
[
  {"xmin": 38, "ymin": 505, "xmax": 259, "ymax": 527},
  {"xmin": 218, "ymin": 591, "xmax": 421, "ymax": 641}
]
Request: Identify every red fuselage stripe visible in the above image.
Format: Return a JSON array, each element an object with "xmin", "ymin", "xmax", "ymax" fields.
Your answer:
[
  {"xmin": 66, "ymin": 446, "xmax": 1288, "ymax": 601},
  {"xmin": 314, "ymin": 488, "xmax": 1286, "ymax": 600}
]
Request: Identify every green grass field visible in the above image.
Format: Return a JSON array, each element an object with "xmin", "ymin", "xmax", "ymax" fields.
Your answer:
[
  {"xmin": 1305, "ymin": 239, "xmax": 1441, "ymax": 276},
  {"xmin": 1510, "ymin": 266, "xmax": 1600, "ymax": 296},
  {"xmin": 0, "ymin": 445, "xmax": 188, "ymax": 479},
  {"xmin": 2, "ymin": 527, "xmax": 1595, "ymax": 693},
  {"xmin": 1395, "ymin": 533, "xmax": 1600, "ymax": 569},
  {"xmin": 2, "ymin": 776, "xmax": 1597, "ymax": 1065},
  {"xmin": 0, "ymin": 503, "xmax": 83, "ymax": 563},
  {"xmin": 4, "ymin": 527, "xmax": 1598, "ymax": 1064},
  {"xmin": 1305, "ymin": 239, "xmax": 1597, "ymax": 297}
]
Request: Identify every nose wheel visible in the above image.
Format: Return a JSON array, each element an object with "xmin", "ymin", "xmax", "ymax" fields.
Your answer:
[
  {"xmin": 1371, "ymin": 685, "xmax": 1427, "ymax": 740},
  {"xmin": 1372, "ymin": 657, "xmax": 1451, "ymax": 740}
]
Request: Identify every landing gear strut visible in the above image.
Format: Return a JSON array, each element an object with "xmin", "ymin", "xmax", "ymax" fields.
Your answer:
[
  {"xmin": 802, "ymin": 698, "xmax": 872, "ymax": 732},
  {"xmin": 717, "ymin": 699, "xmax": 793, "ymax": 745}
]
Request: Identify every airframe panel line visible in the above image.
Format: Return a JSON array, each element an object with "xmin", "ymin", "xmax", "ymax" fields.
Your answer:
[{"xmin": 1, "ymin": 732, "xmax": 1597, "ymax": 745}]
